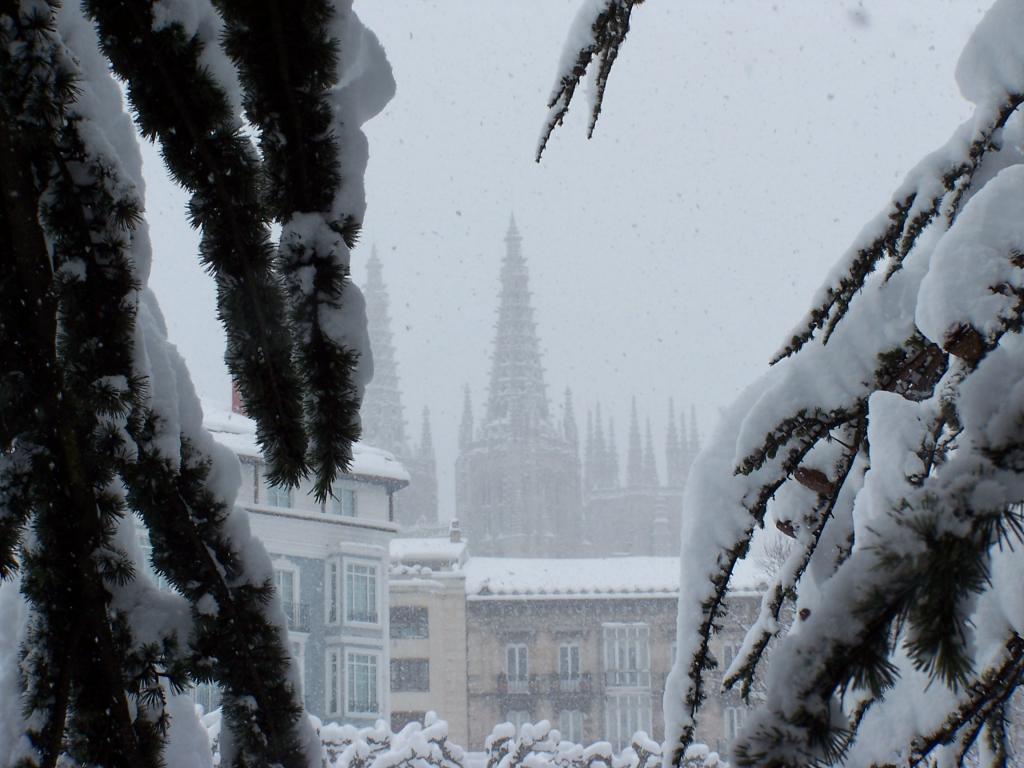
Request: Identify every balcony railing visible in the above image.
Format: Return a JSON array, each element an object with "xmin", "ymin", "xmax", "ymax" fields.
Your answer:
[
  {"xmin": 604, "ymin": 669, "xmax": 651, "ymax": 689},
  {"xmin": 553, "ymin": 672, "xmax": 592, "ymax": 695},
  {"xmin": 497, "ymin": 673, "xmax": 535, "ymax": 696},
  {"xmin": 282, "ymin": 601, "xmax": 310, "ymax": 633},
  {"xmin": 507, "ymin": 676, "xmax": 530, "ymax": 694}
]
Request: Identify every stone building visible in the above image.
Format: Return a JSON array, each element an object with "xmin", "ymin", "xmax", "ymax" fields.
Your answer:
[
  {"xmin": 456, "ymin": 218, "xmax": 582, "ymax": 556},
  {"xmin": 384, "ymin": 544, "xmax": 767, "ymax": 754},
  {"xmin": 455, "ymin": 219, "xmax": 699, "ymax": 558},
  {"xmin": 361, "ymin": 246, "xmax": 439, "ymax": 530},
  {"xmin": 166, "ymin": 400, "xmax": 410, "ymax": 725},
  {"xmin": 388, "ymin": 529, "xmax": 470, "ymax": 746}
]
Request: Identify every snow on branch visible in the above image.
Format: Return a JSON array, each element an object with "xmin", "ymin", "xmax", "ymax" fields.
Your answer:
[
  {"xmin": 536, "ymin": 0, "xmax": 643, "ymax": 163},
  {"xmin": 666, "ymin": 2, "xmax": 1024, "ymax": 766}
]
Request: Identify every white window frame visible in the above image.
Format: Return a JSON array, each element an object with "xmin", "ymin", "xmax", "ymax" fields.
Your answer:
[
  {"xmin": 725, "ymin": 705, "xmax": 746, "ymax": 741},
  {"xmin": 328, "ymin": 484, "xmax": 358, "ymax": 517},
  {"xmin": 722, "ymin": 641, "xmax": 740, "ymax": 672},
  {"xmin": 343, "ymin": 558, "xmax": 380, "ymax": 627},
  {"xmin": 345, "ymin": 648, "xmax": 382, "ymax": 717},
  {"xmin": 273, "ymin": 558, "xmax": 300, "ymax": 628},
  {"xmin": 604, "ymin": 693, "xmax": 652, "ymax": 752},
  {"xmin": 558, "ymin": 709, "xmax": 584, "ymax": 744},
  {"xmin": 506, "ymin": 643, "xmax": 529, "ymax": 681},
  {"xmin": 602, "ymin": 623, "xmax": 651, "ymax": 689},
  {"xmin": 325, "ymin": 559, "xmax": 341, "ymax": 626},
  {"xmin": 265, "ymin": 480, "xmax": 292, "ymax": 509},
  {"xmin": 559, "ymin": 643, "xmax": 580, "ymax": 680},
  {"xmin": 325, "ymin": 646, "xmax": 343, "ymax": 717}
]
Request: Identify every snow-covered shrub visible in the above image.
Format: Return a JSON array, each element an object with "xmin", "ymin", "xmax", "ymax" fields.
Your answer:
[
  {"xmin": 482, "ymin": 721, "xmax": 724, "ymax": 768},
  {"xmin": 202, "ymin": 710, "xmax": 464, "ymax": 768}
]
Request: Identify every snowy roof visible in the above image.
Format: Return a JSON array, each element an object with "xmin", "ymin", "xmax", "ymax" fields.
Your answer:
[
  {"xmin": 463, "ymin": 556, "xmax": 769, "ymax": 600},
  {"xmin": 390, "ymin": 537, "xmax": 467, "ymax": 566},
  {"xmin": 202, "ymin": 400, "xmax": 410, "ymax": 485}
]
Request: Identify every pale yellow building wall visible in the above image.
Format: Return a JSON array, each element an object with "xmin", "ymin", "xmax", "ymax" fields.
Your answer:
[{"xmin": 389, "ymin": 574, "xmax": 469, "ymax": 746}]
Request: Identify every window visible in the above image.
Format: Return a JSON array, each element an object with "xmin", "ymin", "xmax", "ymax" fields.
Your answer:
[
  {"xmin": 265, "ymin": 482, "xmax": 292, "ymax": 509},
  {"xmin": 604, "ymin": 693, "xmax": 651, "ymax": 751},
  {"xmin": 725, "ymin": 706, "xmax": 746, "ymax": 741},
  {"xmin": 345, "ymin": 561, "xmax": 379, "ymax": 624},
  {"xmin": 326, "ymin": 647, "xmax": 342, "ymax": 716},
  {"xmin": 274, "ymin": 566, "xmax": 298, "ymax": 626},
  {"xmin": 721, "ymin": 642, "xmax": 740, "ymax": 671},
  {"xmin": 347, "ymin": 651, "xmax": 379, "ymax": 715},
  {"xmin": 390, "ymin": 658, "xmax": 430, "ymax": 692},
  {"xmin": 506, "ymin": 643, "xmax": 529, "ymax": 692},
  {"xmin": 326, "ymin": 560, "xmax": 340, "ymax": 625},
  {"xmin": 603, "ymin": 624, "xmax": 650, "ymax": 688},
  {"xmin": 505, "ymin": 709, "xmax": 531, "ymax": 733},
  {"xmin": 559, "ymin": 643, "xmax": 581, "ymax": 691},
  {"xmin": 330, "ymin": 487, "xmax": 357, "ymax": 517},
  {"xmin": 390, "ymin": 606, "xmax": 429, "ymax": 639},
  {"xmin": 559, "ymin": 709, "xmax": 583, "ymax": 744}
]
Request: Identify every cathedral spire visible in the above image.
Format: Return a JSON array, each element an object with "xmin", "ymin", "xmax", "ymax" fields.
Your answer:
[
  {"xmin": 688, "ymin": 405, "xmax": 700, "ymax": 458},
  {"xmin": 666, "ymin": 398, "xmax": 683, "ymax": 487},
  {"xmin": 360, "ymin": 245, "xmax": 408, "ymax": 454},
  {"xmin": 627, "ymin": 396, "xmax": 643, "ymax": 488},
  {"xmin": 584, "ymin": 407, "xmax": 595, "ymax": 493},
  {"xmin": 607, "ymin": 416, "xmax": 620, "ymax": 488},
  {"xmin": 459, "ymin": 384, "xmax": 474, "ymax": 450},
  {"xmin": 643, "ymin": 417, "xmax": 659, "ymax": 487},
  {"xmin": 483, "ymin": 216, "xmax": 549, "ymax": 433},
  {"xmin": 562, "ymin": 388, "xmax": 579, "ymax": 454},
  {"xmin": 419, "ymin": 406, "xmax": 434, "ymax": 459}
]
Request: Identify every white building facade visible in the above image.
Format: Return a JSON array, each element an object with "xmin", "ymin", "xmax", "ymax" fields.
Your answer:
[{"xmin": 190, "ymin": 402, "xmax": 409, "ymax": 726}]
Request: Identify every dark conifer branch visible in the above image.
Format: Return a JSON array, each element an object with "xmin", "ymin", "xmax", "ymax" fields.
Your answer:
[
  {"xmin": 536, "ymin": 0, "xmax": 643, "ymax": 163},
  {"xmin": 724, "ymin": 420, "xmax": 867, "ymax": 699},
  {"xmin": 86, "ymin": 0, "xmax": 309, "ymax": 488},
  {"xmin": 121, "ymin": 422, "xmax": 310, "ymax": 768},
  {"xmin": 214, "ymin": 0, "xmax": 366, "ymax": 501}
]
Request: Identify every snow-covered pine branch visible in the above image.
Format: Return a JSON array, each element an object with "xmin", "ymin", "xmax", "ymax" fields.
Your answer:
[
  {"xmin": 213, "ymin": 0, "xmax": 395, "ymax": 501},
  {"xmin": 85, "ymin": 0, "xmax": 310, "ymax": 490},
  {"xmin": 664, "ymin": 2, "xmax": 1024, "ymax": 766},
  {"xmin": 536, "ymin": 0, "xmax": 643, "ymax": 163},
  {"xmin": 1, "ymin": 0, "xmax": 394, "ymax": 765}
]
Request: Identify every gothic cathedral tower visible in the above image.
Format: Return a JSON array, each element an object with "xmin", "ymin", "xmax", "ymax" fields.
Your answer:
[
  {"xmin": 361, "ymin": 247, "xmax": 438, "ymax": 528},
  {"xmin": 456, "ymin": 217, "xmax": 581, "ymax": 556}
]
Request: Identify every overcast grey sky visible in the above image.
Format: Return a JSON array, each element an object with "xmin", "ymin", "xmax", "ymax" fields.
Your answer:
[{"xmin": 145, "ymin": 1, "xmax": 987, "ymax": 515}]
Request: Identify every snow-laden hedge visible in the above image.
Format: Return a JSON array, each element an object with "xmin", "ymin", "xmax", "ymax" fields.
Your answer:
[
  {"xmin": 201, "ymin": 711, "xmax": 725, "ymax": 768},
  {"xmin": 483, "ymin": 719, "xmax": 725, "ymax": 768}
]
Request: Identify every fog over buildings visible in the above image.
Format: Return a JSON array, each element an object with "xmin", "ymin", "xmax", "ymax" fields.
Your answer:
[{"xmin": 145, "ymin": 1, "xmax": 985, "ymax": 519}]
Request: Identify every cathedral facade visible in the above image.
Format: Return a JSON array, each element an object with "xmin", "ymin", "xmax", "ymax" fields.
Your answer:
[
  {"xmin": 454, "ymin": 218, "xmax": 698, "ymax": 558},
  {"xmin": 455, "ymin": 219, "xmax": 583, "ymax": 557},
  {"xmin": 360, "ymin": 248, "xmax": 439, "ymax": 530}
]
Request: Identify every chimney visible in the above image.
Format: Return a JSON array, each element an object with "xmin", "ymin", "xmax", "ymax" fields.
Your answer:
[
  {"xmin": 449, "ymin": 518, "xmax": 462, "ymax": 544},
  {"xmin": 231, "ymin": 381, "xmax": 247, "ymax": 416}
]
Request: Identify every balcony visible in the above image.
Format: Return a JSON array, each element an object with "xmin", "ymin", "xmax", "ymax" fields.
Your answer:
[
  {"xmin": 604, "ymin": 669, "xmax": 651, "ymax": 689},
  {"xmin": 557, "ymin": 672, "xmax": 592, "ymax": 694},
  {"xmin": 282, "ymin": 601, "xmax": 310, "ymax": 633},
  {"xmin": 497, "ymin": 673, "xmax": 535, "ymax": 696}
]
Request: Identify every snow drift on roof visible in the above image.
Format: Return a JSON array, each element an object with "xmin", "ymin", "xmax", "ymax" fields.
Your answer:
[
  {"xmin": 202, "ymin": 399, "xmax": 410, "ymax": 483},
  {"xmin": 464, "ymin": 556, "xmax": 768, "ymax": 598}
]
